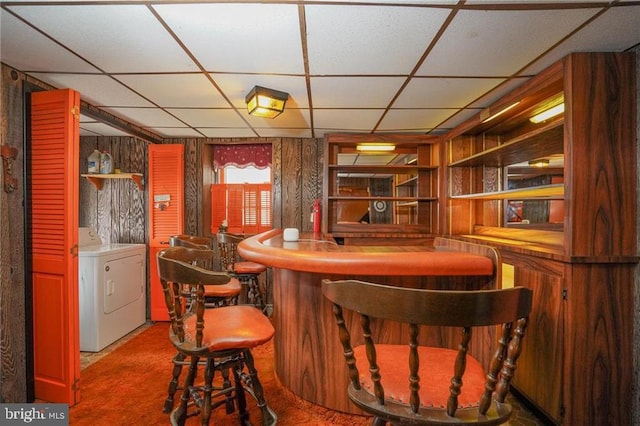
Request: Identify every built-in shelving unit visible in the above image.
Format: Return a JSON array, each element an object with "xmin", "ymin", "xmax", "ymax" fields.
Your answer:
[
  {"xmin": 81, "ymin": 172, "xmax": 144, "ymax": 190},
  {"xmin": 444, "ymin": 52, "xmax": 637, "ymax": 426},
  {"xmin": 323, "ymin": 133, "xmax": 439, "ymax": 237}
]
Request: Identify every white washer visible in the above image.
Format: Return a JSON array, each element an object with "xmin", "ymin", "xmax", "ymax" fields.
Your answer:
[{"xmin": 78, "ymin": 227, "xmax": 146, "ymax": 352}]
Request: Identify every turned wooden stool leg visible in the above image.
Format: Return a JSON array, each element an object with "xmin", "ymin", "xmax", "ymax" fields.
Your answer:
[
  {"xmin": 171, "ymin": 356, "xmax": 199, "ymax": 426},
  {"xmin": 233, "ymin": 365, "xmax": 250, "ymax": 425},
  {"xmin": 201, "ymin": 358, "xmax": 215, "ymax": 425},
  {"xmin": 164, "ymin": 352, "xmax": 186, "ymax": 413},
  {"xmin": 243, "ymin": 350, "xmax": 277, "ymax": 426}
]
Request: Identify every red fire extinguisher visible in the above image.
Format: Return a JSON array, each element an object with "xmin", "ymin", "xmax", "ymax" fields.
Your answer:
[{"xmin": 312, "ymin": 199, "xmax": 322, "ymax": 235}]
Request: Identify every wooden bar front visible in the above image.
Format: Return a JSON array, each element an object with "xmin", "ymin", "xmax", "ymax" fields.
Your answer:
[{"xmin": 238, "ymin": 230, "xmax": 500, "ymax": 414}]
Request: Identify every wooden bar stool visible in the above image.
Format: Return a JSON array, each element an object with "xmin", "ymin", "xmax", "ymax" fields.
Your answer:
[
  {"xmin": 162, "ymin": 242, "xmax": 242, "ymax": 413},
  {"xmin": 216, "ymin": 232, "xmax": 269, "ymax": 314},
  {"xmin": 158, "ymin": 247, "xmax": 277, "ymax": 425},
  {"xmin": 322, "ymin": 279, "xmax": 532, "ymax": 425}
]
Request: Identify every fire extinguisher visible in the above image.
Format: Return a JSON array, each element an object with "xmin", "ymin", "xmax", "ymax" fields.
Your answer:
[{"xmin": 312, "ymin": 199, "xmax": 322, "ymax": 235}]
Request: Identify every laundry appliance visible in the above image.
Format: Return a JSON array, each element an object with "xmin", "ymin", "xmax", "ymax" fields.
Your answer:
[{"xmin": 78, "ymin": 227, "xmax": 146, "ymax": 352}]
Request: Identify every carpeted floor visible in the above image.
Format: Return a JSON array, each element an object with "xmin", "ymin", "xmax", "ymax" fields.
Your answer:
[{"xmin": 74, "ymin": 322, "xmax": 546, "ymax": 425}]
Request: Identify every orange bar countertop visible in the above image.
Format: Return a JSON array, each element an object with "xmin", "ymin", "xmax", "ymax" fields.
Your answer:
[{"xmin": 237, "ymin": 229, "xmax": 495, "ymax": 276}]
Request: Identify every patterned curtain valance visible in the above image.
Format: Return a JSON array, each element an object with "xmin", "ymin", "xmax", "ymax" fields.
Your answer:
[{"xmin": 213, "ymin": 144, "xmax": 272, "ymax": 169}]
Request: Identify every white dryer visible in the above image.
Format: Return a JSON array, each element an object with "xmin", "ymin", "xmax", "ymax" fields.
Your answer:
[{"xmin": 78, "ymin": 227, "xmax": 146, "ymax": 352}]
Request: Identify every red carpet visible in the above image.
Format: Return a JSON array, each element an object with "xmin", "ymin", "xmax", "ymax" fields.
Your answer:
[{"xmin": 69, "ymin": 322, "xmax": 370, "ymax": 425}]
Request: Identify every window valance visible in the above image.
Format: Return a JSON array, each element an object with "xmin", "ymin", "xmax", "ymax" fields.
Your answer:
[{"xmin": 213, "ymin": 144, "xmax": 271, "ymax": 169}]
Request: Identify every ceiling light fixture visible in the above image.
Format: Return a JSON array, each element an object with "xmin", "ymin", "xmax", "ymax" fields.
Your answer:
[
  {"xmin": 356, "ymin": 144, "xmax": 396, "ymax": 152},
  {"xmin": 530, "ymin": 103, "xmax": 565, "ymax": 124},
  {"xmin": 480, "ymin": 101, "xmax": 521, "ymax": 123},
  {"xmin": 245, "ymin": 85, "xmax": 289, "ymax": 119}
]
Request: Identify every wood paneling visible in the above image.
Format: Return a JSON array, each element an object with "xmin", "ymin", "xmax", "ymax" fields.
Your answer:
[
  {"xmin": 79, "ymin": 136, "xmax": 147, "ymax": 244},
  {"xmin": 1, "ymin": 65, "xmax": 28, "ymax": 403}
]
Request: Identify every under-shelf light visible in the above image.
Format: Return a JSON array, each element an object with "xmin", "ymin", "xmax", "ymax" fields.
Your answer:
[
  {"xmin": 528, "ymin": 159, "xmax": 550, "ymax": 167},
  {"xmin": 530, "ymin": 103, "xmax": 564, "ymax": 124},
  {"xmin": 480, "ymin": 101, "xmax": 521, "ymax": 123},
  {"xmin": 356, "ymin": 144, "xmax": 396, "ymax": 152}
]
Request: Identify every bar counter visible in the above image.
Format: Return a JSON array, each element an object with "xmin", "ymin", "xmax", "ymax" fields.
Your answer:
[{"xmin": 238, "ymin": 229, "xmax": 499, "ymax": 415}]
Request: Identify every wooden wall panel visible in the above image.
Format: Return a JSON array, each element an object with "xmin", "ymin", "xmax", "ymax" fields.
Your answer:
[
  {"xmin": 0, "ymin": 65, "xmax": 28, "ymax": 402},
  {"xmin": 79, "ymin": 136, "xmax": 146, "ymax": 244},
  {"xmin": 271, "ymin": 139, "xmax": 283, "ymax": 229},
  {"xmin": 181, "ymin": 138, "xmax": 200, "ymax": 236},
  {"xmin": 301, "ymin": 138, "xmax": 322, "ymax": 232},
  {"xmin": 280, "ymin": 138, "xmax": 302, "ymax": 229}
]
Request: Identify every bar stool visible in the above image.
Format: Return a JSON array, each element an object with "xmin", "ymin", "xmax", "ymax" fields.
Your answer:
[
  {"xmin": 158, "ymin": 247, "xmax": 277, "ymax": 425},
  {"xmin": 216, "ymin": 232, "xmax": 269, "ymax": 314},
  {"xmin": 162, "ymin": 241, "xmax": 242, "ymax": 413}
]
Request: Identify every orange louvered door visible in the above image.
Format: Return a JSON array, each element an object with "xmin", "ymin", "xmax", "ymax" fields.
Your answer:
[
  {"xmin": 30, "ymin": 89, "xmax": 80, "ymax": 405},
  {"xmin": 148, "ymin": 144, "xmax": 184, "ymax": 321}
]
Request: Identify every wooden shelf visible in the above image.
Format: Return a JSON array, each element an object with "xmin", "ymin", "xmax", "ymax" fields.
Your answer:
[
  {"xmin": 449, "ymin": 119, "xmax": 564, "ymax": 168},
  {"xmin": 328, "ymin": 196, "xmax": 437, "ymax": 202},
  {"xmin": 449, "ymin": 183, "xmax": 563, "ymax": 200},
  {"xmin": 329, "ymin": 165, "xmax": 437, "ymax": 173},
  {"xmin": 81, "ymin": 173, "xmax": 144, "ymax": 190}
]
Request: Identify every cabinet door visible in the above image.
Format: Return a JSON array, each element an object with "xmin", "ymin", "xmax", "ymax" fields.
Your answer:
[{"xmin": 509, "ymin": 260, "xmax": 564, "ymax": 423}]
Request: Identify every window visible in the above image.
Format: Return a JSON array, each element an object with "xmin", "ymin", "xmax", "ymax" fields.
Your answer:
[{"xmin": 211, "ymin": 164, "xmax": 272, "ymax": 235}]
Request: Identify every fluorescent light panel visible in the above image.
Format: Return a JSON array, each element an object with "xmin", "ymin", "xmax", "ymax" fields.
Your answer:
[
  {"xmin": 356, "ymin": 144, "xmax": 396, "ymax": 152},
  {"xmin": 530, "ymin": 103, "xmax": 564, "ymax": 123}
]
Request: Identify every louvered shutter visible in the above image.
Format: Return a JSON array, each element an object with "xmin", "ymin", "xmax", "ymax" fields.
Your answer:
[
  {"xmin": 31, "ymin": 89, "xmax": 80, "ymax": 405},
  {"xmin": 226, "ymin": 184, "xmax": 244, "ymax": 234},
  {"xmin": 148, "ymin": 144, "xmax": 184, "ymax": 321}
]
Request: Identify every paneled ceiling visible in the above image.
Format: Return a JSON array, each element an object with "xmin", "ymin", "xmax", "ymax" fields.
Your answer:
[{"xmin": 1, "ymin": 1, "xmax": 639, "ymax": 141}]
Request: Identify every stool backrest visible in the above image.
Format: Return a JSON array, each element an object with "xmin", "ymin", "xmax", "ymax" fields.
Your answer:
[
  {"xmin": 157, "ymin": 247, "xmax": 232, "ymax": 349},
  {"xmin": 216, "ymin": 232, "xmax": 244, "ymax": 271},
  {"xmin": 321, "ymin": 279, "xmax": 533, "ymax": 423}
]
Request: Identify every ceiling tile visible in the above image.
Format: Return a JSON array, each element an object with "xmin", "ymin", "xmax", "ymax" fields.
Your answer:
[
  {"xmin": 116, "ymin": 74, "xmax": 230, "ymax": 108},
  {"xmin": 313, "ymin": 109, "xmax": 385, "ymax": 131},
  {"xmin": 378, "ymin": 109, "xmax": 454, "ymax": 131},
  {"xmin": 155, "ymin": 3, "xmax": 304, "ymax": 74},
  {"xmin": 395, "ymin": 77, "xmax": 506, "ymax": 108},
  {"xmin": 102, "ymin": 107, "xmax": 186, "ymax": 129},
  {"xmin": 166, "ymin": 108, "xmax": 247, "ymax": 128},
  {"xmin": 0, "ymin": 12, "xmax": 99, "ymax": 73},
  {"xmin": 8, "ymin": 4, "xmax": 198, "ymax": 73},
  {"xmin": 29, "ymin": 73, "xmax": 154, "ymax": 107},
  {"xmin": 305, "ymin": 4, "xmax": 450, "ymax": 74},
  {"xmin": 311, "ymin": 76, "xmax": 405, "ymax": 108},
  {"xmin": 520, "ymin": 5, "xmax": 640, "ymax": 75},
  {"xmin": 417, "ymin": 8, "xmax": 601, "ymax": 76}
]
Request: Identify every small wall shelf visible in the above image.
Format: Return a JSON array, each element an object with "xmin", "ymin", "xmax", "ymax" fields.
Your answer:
[{"xmin": 81, "ymin": 173, "xmax": 144, "ymax": 190}]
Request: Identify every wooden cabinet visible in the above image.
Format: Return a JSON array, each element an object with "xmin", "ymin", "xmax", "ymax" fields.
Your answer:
[
  {"xmin": 323, "ymin": 133, "xmax": 440, "ymax": 238},
  {"xmin": 445, "ymin": 52, "xmax": 637, "ymax": 425}
]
